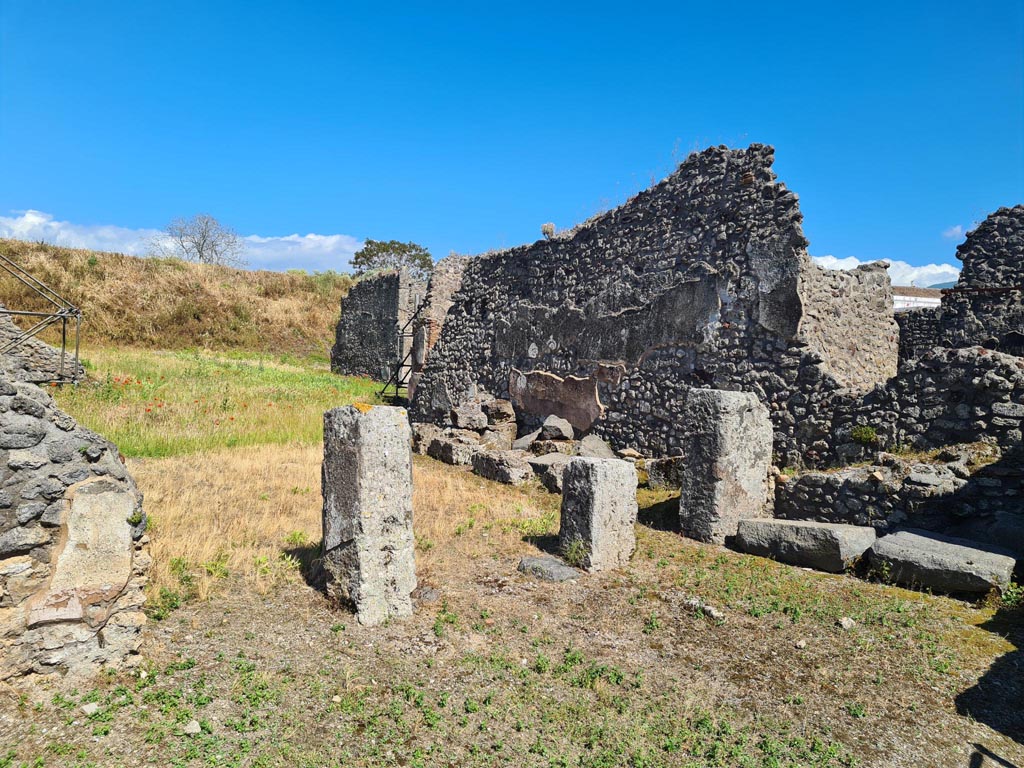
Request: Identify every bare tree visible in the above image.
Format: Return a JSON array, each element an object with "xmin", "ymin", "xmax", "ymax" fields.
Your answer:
[{"xmin": 151, "ymin": 214, "xmax": 246, "ymax": 267}]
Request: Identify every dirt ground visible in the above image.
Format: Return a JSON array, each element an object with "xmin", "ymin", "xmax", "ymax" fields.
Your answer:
[{"xmin": 1, "ymin": 451, "xmax": 1022, "ymax": 767}]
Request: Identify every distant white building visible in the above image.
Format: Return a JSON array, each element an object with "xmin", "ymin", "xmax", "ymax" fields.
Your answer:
[{"xmin": 892, "ymin": 286, "xmax": 943, "ymax": 312}]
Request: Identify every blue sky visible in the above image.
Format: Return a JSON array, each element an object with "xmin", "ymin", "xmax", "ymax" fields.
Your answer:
[{"xmin": 0, "ymin": 1, "xmax": 1021, "ymax": 283}]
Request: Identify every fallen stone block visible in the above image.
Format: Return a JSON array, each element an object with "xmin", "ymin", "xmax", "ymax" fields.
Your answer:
[
  {"xmin": 482, "ymin": 398, "xmax": 516, "ymax": 425},
  {"xmin": 322, "ymin": 405, "xmax": 416, "ymax": 626},
  {"xmin": 451, "ymin": 402, "xmax": 487, "ymax": 431},
  {"xmin": 578, "ymin": 434, "xmax": 615, "ymax": 459},
  {"xmin": 471, "ymin": 450, "xmax": 533, "ymax": 485},
  {"xmin": 517, "ymin": 555, "xmax": 580, "ymax": 582},
  {"xmin": 540, "ymin": 415, "xmax": 574, "ymax": 441},
  {"xmin": 480, "ymin": 422, "xmax": 517, "ymax": 451},
  {"xmin": 559, "ymin": 458, "xmax": 638, "ymax": 571},
  {"xmin": 678, "ymin": 389, "xmax": 773, "ymax": 544},
  {"xmin": 869, "ymin": 528, "xmax": 1016, "ymax": 594},
  {"xmin": 735, "ymin": 519, "xmax": 877, "ymax": 573},
  {"xmin": 411, "ymin": 422, "xmax": 443, "ymax": 455},
  {"xmin": 426, "ymin": 431, "xmax": 481, "ymax": 466},
  {"xmin": 512, "ymin": 428, "xmax": 541, "ymax": 451}
]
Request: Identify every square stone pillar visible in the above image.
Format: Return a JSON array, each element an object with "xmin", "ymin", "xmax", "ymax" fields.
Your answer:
[
  {"xmin": 322, "ymin": 405, "xmax": 416, "ymax": 626},
  {"xmin": 678, "ymin": 389, "xmax": 773, "ymax": 544},
  {"xmin": 559, "ymin": 458, "xmax": 638, "ymax": 571}
]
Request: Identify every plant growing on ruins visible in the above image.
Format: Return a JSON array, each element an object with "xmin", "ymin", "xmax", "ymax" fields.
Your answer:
[
  {"xmin": 351, "ymin": 239, "xmax": 433, "ymax": 281},
  {"xmin": 541, "ymin": 222, "xmax": 555, "ymax": 239},
  {"xmin": 562, "ymin": 537, "xmax": 589, "ymax": 568},
  {"xmin": 850, "ymin": 425, "xmax": 879, "ymax": 447},
  {"xmin": 150, "ymin": 214, "xmax": 246, "ymax": 267}
]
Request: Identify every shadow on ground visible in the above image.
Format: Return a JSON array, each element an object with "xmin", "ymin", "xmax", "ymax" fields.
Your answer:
[
  {"xmin": 285, "ymin": 541, "xmax": 327, "ymax": 594},
  {"xmin": 957, "ymin": 603, "xmax": 1024, "ymax": 757}
]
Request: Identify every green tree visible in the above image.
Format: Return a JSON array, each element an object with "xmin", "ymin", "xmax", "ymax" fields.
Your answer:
[{"xmin": 351, "ymin": 239, "xmax": 433, "ymax": 281}]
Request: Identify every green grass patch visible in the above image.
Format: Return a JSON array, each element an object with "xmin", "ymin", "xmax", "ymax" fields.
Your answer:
[{"xmin": 54, "ymin": 347, "xmax": 380, "ymax": 457}]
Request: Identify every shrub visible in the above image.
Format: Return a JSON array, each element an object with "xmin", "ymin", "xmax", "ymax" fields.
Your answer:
[{"xmin": 850, "ymin": 425, "xmax": 879, "ymax": 446}]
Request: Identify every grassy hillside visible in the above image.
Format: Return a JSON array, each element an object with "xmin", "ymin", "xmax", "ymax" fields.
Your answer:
[{"xmin": 0, "ymin": 238, "xmax": 352, "ymax": 358}]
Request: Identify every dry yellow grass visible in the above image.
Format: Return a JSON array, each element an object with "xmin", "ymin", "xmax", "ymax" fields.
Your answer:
[
  {"xmin": 130, "ymin": 445, "xmax": 560, "ymax": 602},
  {"xmin": 0, "ymin": 238, "xmax": 352, "ymax": 357}
]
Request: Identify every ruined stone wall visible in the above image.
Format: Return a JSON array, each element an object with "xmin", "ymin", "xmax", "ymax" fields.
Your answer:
[
  {"xmin": 0, "ymin": 372, "xmax": 148, "ymax": 679},
  {"xmin": 796, "ymin": 261, "xmax": 899, "ymax": 390},
  {"xmin": 942, "ymin": 206, "xmax": 1024, "ymax": 355},
  {"xmin": 829, "ymin": 347, "xmax": 1023, "ymax": 462},
  {"xmin": 0, "ymin": 305, "xmax": 85, "ymax": 383},
  {"xmin": 330, "ymin": 270, "xmax": 425, "ymax": 382},
  {"xmin": 411, "ymin": 145, "xmax": 898, "ymax": 464},
  {"xmin": 896, "ymin": 307, "xmax": 942, "ymax": 362},
  {"xmin": 408, "ymin": 256, "xmax": 468, "ymax": 399},
  {"xmin": 897, "ymin": 206, "xmax": 1023, "ymax": 362}
]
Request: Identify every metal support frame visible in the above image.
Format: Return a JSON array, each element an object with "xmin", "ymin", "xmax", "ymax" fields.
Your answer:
[
  {"xmin": 379, "ymin": 298, "xmax": 425, "ymax": 404},
  {"xmin": 0, "ymin": 251, "xmax": 83, "ymax": 384}
]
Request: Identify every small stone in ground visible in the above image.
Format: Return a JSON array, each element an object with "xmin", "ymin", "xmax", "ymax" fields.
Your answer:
[
  {"xmin": 81, "ymin": 702, "xmax": 100, "ymax": 716},
  {"xmin": 517, "ymin": 555, "xmax": 580, "ymax": 582},
  {"xmin": 182, "ymin": 720, "xmax": 202, "ymax": 736},
  {"xmin": 838, "ymin": 617, "xmax": 856, "ymax": 630}
]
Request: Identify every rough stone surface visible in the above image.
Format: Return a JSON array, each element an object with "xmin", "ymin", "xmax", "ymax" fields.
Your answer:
[
  {"xmin": 559, "ymin": 458, "xmax": 638, "ymax": 571},
  {"xmin": 410, "ymin": 144, "xmax": 899, "ymax": 464},
  {"xmin": 736, "ymin": 519, "xmax": 876, "ymax": 573},
  {"xmin": 517, "ymin": 555, "xmax": 580, "ymax": 582},
  {"xmin": 539, "ymin": 415, "xmax": 574, "ymax": 441},
  {"xmin": 868, "ymin": 529, "xmax": 1016, "ymax": 594},
  {"xmin": 481, "ymin": 398, "xmax": 515, "ymax": 425},
  {"xmin": 1, "ymin": 373, "xmax": 147, "ymax": 680},
  {"xmin": 577, "ymin": 434, "xmax": 615, "ymax": 459},
  {"xmin": 0, "ymin": 306, "xmax": 85, "ymax": 383},
  {"xmin": 425, "ymin": 431, "xmax": 481, "ymax": 466},
  {"xmin": 451, "ymin": 402, "xmax": 487, "ymax": 431},
  {"xmin": 330, "ymin": 270, "xmax": 426, "ymax": 382},
  {"xmin": 678, "ymin": 389, "xmax": 773, "ymax": 544},
  {"xmin": 646, "ymin": 456, "xmax": 686, "ymax": 489},
  {"xmin": 471, "ymin": 450, "xmax": 533, "ymax": 485},
  {"xmin": 321, "ymin": 405, "xmax": 416, "ymax": 626}
]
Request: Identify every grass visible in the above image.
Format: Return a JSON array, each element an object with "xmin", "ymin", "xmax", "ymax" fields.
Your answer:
[
  {"xmin": 53, "ymin": 347, "xmax": 379, "ymax": 457},
  {"xmin": 0, "ymin": 238, "xmax": 353, "ymax": 358},
  {"xmin": 131, "ymin": 444, "xmax": 560, "ymax": 602}
]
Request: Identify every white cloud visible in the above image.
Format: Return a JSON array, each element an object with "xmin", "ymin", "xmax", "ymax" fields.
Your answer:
[
  {"xmin": 813, "ymin": 255, "xmax": 960, "ymax": 288},
  {"xmin": 0, "ymin": 209, "xmax": 361, "ymax": 273},
  {"xmin": 942, "ymin": 224, "xmax": 964, "ymax": 239}
]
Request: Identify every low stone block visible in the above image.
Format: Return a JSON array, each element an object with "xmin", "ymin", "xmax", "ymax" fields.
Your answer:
[
  {"xmin": 678, "ymin": 389, "xmax": 773, "ymax": 544},
  {"xmin": 471, "ymin": 450, "xmax": 533, "ymax": 485},
  {"xmin": 322, "ymin": 405, "xmax": 416, "ymax": 626},
  {"xmin": 559, "ymin": 458, "xmax": 638, "ymax": 571},
  {"xmin": 480, "ymin": 422, "xmax": 517, "ymax": 451},
  {"xmin": 869, "ymin": 528, "xmax": 1016, "ymax": 594},
  {"xmin": 735, "ymin": 519, "xmax": 877, "ymax": 573}
]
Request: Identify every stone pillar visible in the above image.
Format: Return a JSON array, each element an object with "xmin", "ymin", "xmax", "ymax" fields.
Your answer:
[
  {"xmin": 678, "ymin": 389, "xmax": 773, "ymax": 544},
  {"xmin": 322, "ymin": 405, "xmax": 416, "ymax": 626},
  {"xmin": 559, "ymin": 458, "xmax": 638, "ymax": 571}
]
